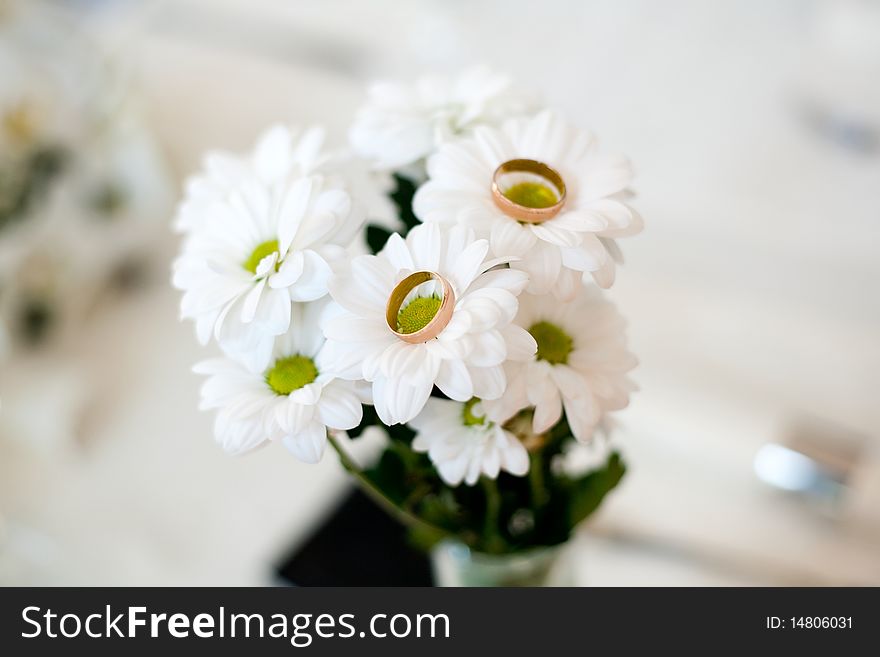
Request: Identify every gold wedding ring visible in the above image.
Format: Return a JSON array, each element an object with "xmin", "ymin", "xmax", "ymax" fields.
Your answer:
[
  {"xmin": 386, "ymin": 271, "xmax": 456, "ymax": 344},
  {"xmin": 491, "ymin": 158, "xmax": 566, "ymax": 223}
]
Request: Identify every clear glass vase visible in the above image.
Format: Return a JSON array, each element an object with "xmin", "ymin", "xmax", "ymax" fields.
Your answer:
[{"xmin": 430, "ymin": 540, "xmax": 571, "ymax": 587}]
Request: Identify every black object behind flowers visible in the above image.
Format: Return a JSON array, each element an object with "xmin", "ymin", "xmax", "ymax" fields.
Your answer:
[{"xmin": 276, "ymin": 488, "xmax": 433, "ymax": 586}]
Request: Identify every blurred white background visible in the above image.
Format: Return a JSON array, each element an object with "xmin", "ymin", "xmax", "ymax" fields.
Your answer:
[{"xmin": 1, "ymin": 0, "xmax": 878, "ymax": 585}]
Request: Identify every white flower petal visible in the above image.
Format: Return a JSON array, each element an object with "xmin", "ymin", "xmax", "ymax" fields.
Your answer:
[
  {"xmin": 317, "ymin": 383, "xmax": 363, "ymax": 430},
  {"xmin": 531, "ymin": 222, "xmax": 582, "ymax": 248},
  {"xmin": 270, "ymin": 251, "xmax": 305, "ymax": 289},
  {"xmin": 291, "ymin": 126, "xmax": 326, "ymax": 173},
  {"xmin": 467, "ymin": 330, "xmax": 507, "ymax": 367},
  {"xmin": 292, "ymin": 202, "xmax": 344, "ymax": 252},
  {"xmin": 449, "ymin": 239, "xmax": 490, "ymax": 293},
  {"xmin": 462, "ymin": 287, "xmax": 520, "ymax": 327},
  {"xmin": 483, "ymin": 365, "xmax": 528, "ymax": 423},
  {"xmin": 554, "ymin": 267, "xmax": 581, "ymax": 302},
  {"xmin": 214, "ymin": 412, "xmax": 267, "ymax": 455},
  {"xmin": 288, "ymin": 250, "xmax": 332, "ymax": 301},
  {"xmin": 435, "ymin": 358, "xmax": 474, "ymax": 401},
  {"xmin": 515, "ymin": 241, "xmax": 562, "ymax": 294},
  {"xmin": 261, "ymin": 287, "xmax": 293, "ymax": 335},
  {"xmin": 385, "ymin": 374, "xmax": 433, "ymax": 424},
  {"xmin": 532, "ymin": 381, "xmax": 563, "ymax": 433},
  {"xmin": 253, "ymin": 124, "xmax": 293, "ymax": 183},
  {"xmin": 323, "ymin": 315, "xmax": 392, "ymax": 343},
  {"xmin": 407, "ymin": 222, "xmax": 442, "ymax": 271},
  {"xmin": 501, "ymin": 325, "xmax": 537, "ymax": 361},
  {"xmin": 589, "ymin": 255, "xmax": 616, "ymax": 289},
  {"xmin": 550, "ymin": 365, "xmax": 588, "ymax": 400},
  {"xmin": 328, "ymin": 255, "xmax": 395, "ymax": 316},
  {"xmin": 283, "ymin": 422, "xmax": 328, "ymax": 464},
  {"xmin": 240, "ymin": 279, "xmax": 267, "ymax": 324},
  {"xmin": 481, "ymin": 444, "xmax": 501, "ymax": 479},
  {"xmin": 277, "ymin": 177, "xmax": 313, "ymax": 254},
  {"xmin": 468, "ymin": 364, "xmax": 506, "ymax": 401},
  {"xmin": 490, "ymin": 218, "xmax": 536, "ymax": 257},
  {"xmin": 381, "ymin": 232, "xmax": 414, "ymax": 271},
  {"xmin": 438, "ymin": 456, "xmax": 469, "ymax": 487},
  {"xmin": 560, "ymin": 237, "xmax": 605, "ymax": 274},
  {"xmin": 499, "ymin": 432, "xmax": 530, "ymax": 476},
  {"xmin": 579, "ymin": 154, "xmax": 633, "ymax": 200},
  {"xmin": 371, "ymin": 376, "xmax": 394, "ymax": 425},
  {"xmin": 562, "ymin": 393, "xmax": 600, "ymax": 442}
]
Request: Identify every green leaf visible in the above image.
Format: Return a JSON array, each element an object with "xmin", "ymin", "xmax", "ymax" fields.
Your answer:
[
  {"xmin": 418, "ymin": 489, "xmax": 462, "ymax": 528},
  {"xmin": 362, "ymin": 448, "xmax": 409, "ymax": 505},
  {"xmin": 565, "ymin": 451, "xmax": 626, "ymax": 527},
  {"xmin": 406, "ymin": 524, "xmax": 447, "ymax": 552}
]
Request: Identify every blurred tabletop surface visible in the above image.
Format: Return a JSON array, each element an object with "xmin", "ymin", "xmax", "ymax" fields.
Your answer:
[{"xmin": 1, "ymin": 0, "xmax": 879, "ymax": 585}]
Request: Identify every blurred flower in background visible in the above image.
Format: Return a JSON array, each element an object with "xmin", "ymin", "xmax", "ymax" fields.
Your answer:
[
  {"xmin": 0, "ymin": 0, "xmax": 171, "ymax": 348},
  {"xmin": 0, "ymin": 0, "xmax": 172, "ymax": 450}
]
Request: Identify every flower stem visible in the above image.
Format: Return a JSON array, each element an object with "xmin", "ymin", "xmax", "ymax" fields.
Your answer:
[
  {"xmin": 529, "ymin": 449, "xmax": 548, "ymax": 509},
  {"xmin": 326, "ymin": 431, "xmax": 451, "ymax": 542},
  {"xmin": 481, "ymin": 476, "xmax": 505, "ymax": 554}
]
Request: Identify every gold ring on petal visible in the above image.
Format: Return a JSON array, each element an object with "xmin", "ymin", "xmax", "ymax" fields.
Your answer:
[
  {"xmin": 386, "ymin": 271, "xmax": 456, "ymax": 343},
  {"xmin": 491, "ymin": 158, "xmax": 566, "ymax": 224}
]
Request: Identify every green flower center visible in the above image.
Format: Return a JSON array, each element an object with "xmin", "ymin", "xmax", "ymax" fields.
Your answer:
[
  {"xmin": 396, "ymin": 295, "xmax": 442, "ymax": 334},
  {"xmin": 529, "ymin": 321, "xmax": 573, "ymax": 365},
  {"xmin": 462, "ymin": 397, "xmax": 488, "ymax": 427},
  {"xmin": 265, "ymin": 354, "xmax": 318, "ymax": 395},
  {"xmin": 503, "ymin": 181, "xmax": 559, "ymax": 209},
  {"xmin": 243, "ymin": 239, "xmax": 280, "ymax": 274}
]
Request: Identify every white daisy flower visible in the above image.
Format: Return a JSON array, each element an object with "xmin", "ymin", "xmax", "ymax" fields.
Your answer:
[
  {"xmin": 349, "ymin": 66, "xmax": 535, "ymax": 171},
  {"xmin": 413, "ymin": 110, "xmax": 643, "ymax": 296},
  {"xmin": 411, "ymin": 397, "xmax": 530, "ymax": 487},
  {"xmin": 173, "ymin": 125, "xmax": 364, "ymax": 372},
  {"xmin": 174, "ymin": 124, "xmax": 327, "ymax": 234},
  {"xmin": 483, "ymin": 286, "xmax": 637, "ymax": 442},
  {"xmin": 194, "ymin": 301, "xmax": 364, "ymax": 464},
  {"xmin": 322, "ymin": 222, "xmax": 537, "ymax": 426}
]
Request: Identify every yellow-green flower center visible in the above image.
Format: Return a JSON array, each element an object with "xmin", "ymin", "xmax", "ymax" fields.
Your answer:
[
  {"xmin": 462, "ymin": 397, "xmax": 488, "ymax": 427},
  {"xmin": 3, "ymin": 101, "xmax": 38, "ymax": 143},
  {"xmin": 265, "ymin": 354, "xmax": 318, "ymax": 395},
  {"xmin": 502, "ymin": 181, "xmax": 559, "ymax": 209},
  {"xmin": 396, "ymin": 295, "xmax": 442, "ymax": 334},
  {"xmin": 243, "ymin": 239, "xmax": 279, "ymax": 274},
  {"xmin": 529, "ymin": 321, "xmax": 573, "ymax": 365}
]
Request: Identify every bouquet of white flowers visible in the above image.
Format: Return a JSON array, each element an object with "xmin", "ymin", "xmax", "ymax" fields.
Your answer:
[{"xmin": 173, "ymin": 68, "xmax": 641, "ymax": 572}]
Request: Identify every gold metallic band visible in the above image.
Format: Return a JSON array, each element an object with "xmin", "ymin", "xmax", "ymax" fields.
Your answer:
[
  {"xmin": 385, "ymin": 271, "xmax": 455, "ymax": 344},
  {"xmin": 491, "ymin": 158, "xmax": 566, "ymax": 223}
]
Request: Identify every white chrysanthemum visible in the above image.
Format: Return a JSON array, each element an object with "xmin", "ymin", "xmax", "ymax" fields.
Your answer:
[
  {"xmin": 411, "ymin": 398, "xmax": 529, "ymax": 486},
  {"xmin": 173, "ymin": 125, "xmax": 363, "ymax": 372},
  {"xmin": 349, "ymin": 67, "xmax": 534, "ymax": 171},
  {"xmin": 322, "ymin": 222, "xmax": 537, "ymax": 426},
  {"xmin": 174, "ymin": 124, "xmax": 328, "ymax": 234},
  {"xmin": 195, "ymin": 301, "xmax": 364, "ymax": 463},
  {"xmin": 413, "ymin": 110, "xmax": 643, "ymax": 296},
  {"xmin": 483, "ymin": 286, "xmax": 637, "ymax": 442}
]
